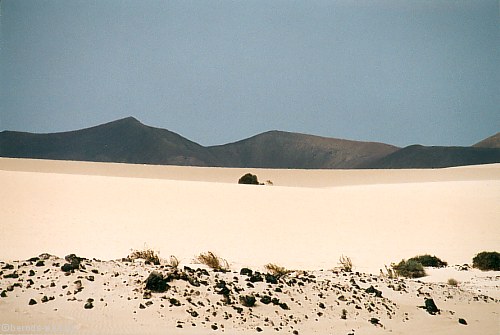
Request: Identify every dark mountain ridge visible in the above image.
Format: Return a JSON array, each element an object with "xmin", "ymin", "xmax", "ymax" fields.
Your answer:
[{"xmin": 1, "ymin": 117, "xmax": 499, "ymax": 169}]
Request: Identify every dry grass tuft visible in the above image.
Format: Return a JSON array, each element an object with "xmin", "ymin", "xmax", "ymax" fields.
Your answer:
[
  {"xmin": 264, "ymin": 263, "xmax": 291, "ymax": 277},
  {"xmin": 129, "ymin": 247, "xmax": 161, "ymax": 265},
  {"xmin": 196, "ymin": 251, "xmax": 229, "ymax": 271},
  {"xmin": 338, "ymin": 255, "xmax": 353, "ymax": 272},
  {"xmin": 168, "ymin": 255, "xmax": 180, "ymax": 268}
]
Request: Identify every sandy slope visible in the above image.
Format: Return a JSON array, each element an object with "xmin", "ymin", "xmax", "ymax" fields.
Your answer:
[{"xmin": 0, "ymin": 158, "xmax": 499, "ymax": 334}]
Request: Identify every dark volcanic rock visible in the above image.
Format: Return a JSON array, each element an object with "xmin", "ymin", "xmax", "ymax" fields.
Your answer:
[
  {"xmin": 4, "ymin": 272, "xmax": 19, "ymax": 279},
  {"xmin": 423, "ymin": 298, "xmax": 440, "ymax": 315},
  {"xmin": 239, "ymin": 295, "xmax": 256, "ymax": 307},
  {"xmin": 260, "ymin": 295, "xmax": 272, "ymax": 305},
  {"xmin": 35, "ymin": 260, "xmax": 45, "ymax": 267},
  {"xmin": 458, "ymin": 318, "xmax": 467, "ymax": 325},
  {"xmin": 29, "ymin": 299, "xmax": 37, "ymax": 305},
  {"xmin": 365, "ymin": 285, "xmax": 383, "ymax": 297},
  {"xmin": 240, "ymin": 268, "xmax": 253, "ymax": 276},
  {"xmin": 145, "ymin": 271, "xmax": 169, "ymax": 292}
]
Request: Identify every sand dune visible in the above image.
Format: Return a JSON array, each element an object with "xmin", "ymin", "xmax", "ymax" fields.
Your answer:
[{"xmin": 0, "ymin": 158, "xmax": 498, "ymax": 334}]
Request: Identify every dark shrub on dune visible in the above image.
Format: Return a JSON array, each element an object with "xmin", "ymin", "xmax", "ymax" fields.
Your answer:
[
  {"xmin": 472, "ymin": 251, "xmax": 500, "ymax": 271},
  {"xmin": 408, "ymin": 255, "xmax": 447, "ymax": 268},
  {"xmin": 238, "ymin": 173, "xmax": 262, "ymax": 185},
  {"xmin": 392, "ymin": 259, "xmax": 426, "ymax": 278}
]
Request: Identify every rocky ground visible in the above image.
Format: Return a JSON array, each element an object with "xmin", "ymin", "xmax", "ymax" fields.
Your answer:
[{"xmin": 0, "ymin": 254, "xmax": 498, "ymax": 335}]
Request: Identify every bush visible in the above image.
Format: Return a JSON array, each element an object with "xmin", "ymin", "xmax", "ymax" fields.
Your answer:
[
  {"xmin": 408, "ymin": 255, "xmax": 447, "ymax": 268},
  {"xmin": 392, "ymin": 259, "xmax": 426, "ymax": 278},
  {"xmin": 196, "ymin": 251, "xmax": 229, "ymax": 271},
  {"xmin": 338, "ymin": 255, "xmax": 353, "ymax": 272},
  {"xmin": 264, "ymin": 263, "xmax": 291, "ymax": 277},
  {"xmin": 472, "ymin": 251, "xmax": 500, "ymax": 271},
  {"xmin": 168, "ymin": 255, "xmax": 180, "ymax": 268},
  {"xmin": 129, "ymin": 247, "xmax": 160, "ymax": 265},
  {"xmin": 447, "ymin": 278, "xmax": 458, "ymax": 286},
  {"xmin": 238, "ymin": 173, "xmax": 262, "ymax": 185}
]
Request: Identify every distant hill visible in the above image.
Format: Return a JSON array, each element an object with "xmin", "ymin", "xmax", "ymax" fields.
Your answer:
[
  {"xmin": 0, "ymin": 117, "xmax": 219, "ymax": 166},
  {"xmin": 209, "ymin": 131, "xmax": 398, "ymax": 169},
  {"xmin": 473, "ymin": 132, "xmax": 500, "ymax": 149},
  {"xmin": 1, "ymin": 117, "xmax": 499, "ymax": 169},
  {"xmin": 363, "ymin": 144, "xmax": 500, "ymax": 169}
]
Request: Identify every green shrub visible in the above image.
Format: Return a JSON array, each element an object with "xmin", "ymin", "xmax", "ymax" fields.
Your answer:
[
  {"xmin": 472, "ymin": 251, "xmax": 500, "ymax": 271},
  {"xmin": 238, "ymin": 173, "xmax": 261, "ymax": 185},
  {"xmin": 408, "ymin": 254, "xmax": 447, "ymax": 268},
  {"xmin": 392, "ymin": 259, "xmax": 426, "ymax": 278}
]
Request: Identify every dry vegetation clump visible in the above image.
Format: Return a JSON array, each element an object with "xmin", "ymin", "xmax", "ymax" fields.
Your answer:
[
  {"xmin": 168, "ymin": 255, "xmax": 180, "ymax": 268},
  {"xmin": 338, "ymin": 255, "xmax": 353, "ymax": 272},
  {"xmin": 408, "ymin": 254, "xmax": 447, "ymax": 268},
  {"xmin": 447, "ymin": 278, "xmax": 459, "ymax": 286},
  {"xmin": 392, "ymin": 259, "xmax": 426, "ymax": 278},
  {"xmin": 264, "ymin": 263, "xmax": 291, "ymax": 277},
  {"xmin": 196, "ymin": 251, "xmax": 229, "ymax": 271},
  {"xmin": 129, "ymin": 247, "xmax": 161, "ymax": 265},
  {"xmin": 472, "ymin": 251, "xmax": 500, "ymax": 271}
]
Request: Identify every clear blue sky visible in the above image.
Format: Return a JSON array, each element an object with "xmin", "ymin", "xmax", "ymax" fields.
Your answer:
[{"xmin": 1, "ymin": 0, "xmax": 498, "ymax": 147}]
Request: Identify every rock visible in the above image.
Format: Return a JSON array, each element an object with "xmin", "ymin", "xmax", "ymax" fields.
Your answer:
[
  {"xmin": 139, "ymin": 303, "xmax": 146, "ymax": 309},
  {"xmin": 249, "ymin": 273, "xmax": 264, "ymax": 283},
  {"xmin": 279, "ymin": 302, "xmax": 290, "ymax": 310},
  {"xmin": 365, "ymin": 285, "xmax": 383, "ymax": 297},
  {"xmin": 145, "ymin": 271, "xmax": 169, "ymax": 292},
  {"xmin": 84, "ymin": 301, "xmax": 93, "ymax": 309},
  {"xmin": 260, "ymin": 295, "xmax": 272, "ymax": 305},
  {"xmin": 211, "ymin": 324, "xmax": 218, "ymax": 330},
  {"xmin": 41, "ymin": 296, "xmax": 49, "ymax": 303},
  {"xmin": 86, "ymin": 275, "xmax": 95, "ymax": 282},
  {"xmin": 256, "ymin": 327, "xmax": 263, "ymax": 332},
  {"xmin": 169, "ymin": 298, "xmax": 181, "ymax": 306},
  {"xmin": 1, "ymin": 290, "xmax": 7, "ymax": 298},
  {"xmin": 458, "ymin": 318, "xmax": 467, "ymax": 325},
  {"xmin": 240, "ymin": 268, "xmax": 253, "ymax": 276},
  {"xmin": 29, "ymin": 270, "xmax": 36, "ymax": 276},
  {"xmin": 145, "ymin": 301, "xmax": 153, "ymax": 307},
  {"xmin": 29, "ymin": 299, "xmax": 37, "ymax": 305},
  {"xmin": 143, "ymin": 290, "xmax": 152, "ymax": 299},
  {"xmin": 2, "ymin": 264, "xmax": 14, "ymax": 270},
  {"xmin": 35, "ymin": 260, "xmax": 45, "ymax": 267},
  {"xmin": 239, "ymin": 295, "xmax": 256, "ymax": 307},
  {"xmin": 318, "ymin": 302, "xmax": 326, "ymax": 309},
  {"xmin": 423, "ymin": 298, "xmax": 440, "ymax": 315},
  {"xmin": 265, "ymin": 274, "xmax": 278, "ymax": 284},
  {"xmin": 61, "ymin": 263, "xmax": 74, "ymax": 272},
  {"xmin": 3, "ymin": 272, "xmax": 19, "ymax": 279},
  {"xmin": 370, "ymin": 317, "xmax": 380, "ymax": 325}
]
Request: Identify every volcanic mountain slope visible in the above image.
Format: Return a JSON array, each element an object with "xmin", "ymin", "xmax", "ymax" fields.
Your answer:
[
  {"xmin": 208, "ymin": 131, "xmax": 398, "ymax": 168},
  {"xmin": 0, "ymin": 117, "xmax": 218, "ymax": 166},
  {"xmin": 362, "ymin": 144, "xmax": 500, "ymax": 169},
  {"xmin": 473, "ymin": 132, "xmax": 500, "ymax": 149},
  {"xmin": 1, "ymin": 117, "xmax": 499, "ymax": 168}
]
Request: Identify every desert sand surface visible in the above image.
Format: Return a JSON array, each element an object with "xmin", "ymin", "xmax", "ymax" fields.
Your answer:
[{"xmin": 0, "ymin": 158, "xmax": 498, "ymax": 334}]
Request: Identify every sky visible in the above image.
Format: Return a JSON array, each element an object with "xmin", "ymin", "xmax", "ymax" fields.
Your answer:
[{"xmin": 1, "ymin": 0, "xmax": 499, "ymax": 147}]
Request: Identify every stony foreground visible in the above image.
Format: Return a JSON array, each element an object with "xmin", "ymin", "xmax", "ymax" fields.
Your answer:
[{"xmin": 0, "ymin": 254, "xmax": 498, "ymax": 335}]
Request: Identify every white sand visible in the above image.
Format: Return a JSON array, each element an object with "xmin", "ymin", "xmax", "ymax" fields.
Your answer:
[{"xmin": 0, "ymin": 158, "xmax": 498, "ymax": 334}]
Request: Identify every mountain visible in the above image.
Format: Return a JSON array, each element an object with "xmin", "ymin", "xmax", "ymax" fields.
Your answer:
[
  {"xmin": 209, "ymin": 131, "xmax": 398, "ymax": 169},
  {"xmin": 363, "ymin": 144, "xmax": 500, "ymax": 169},
  {"xmin": 0, "ymin": 117, "xmax": 219, "ymax": 166},
  {"xmin": 1, "ymin": 117, "xmax": 499, "ymax": 169},
  {"xmin": 473, "ymin": 132, "xmax": 500, "ymax": 149}
]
